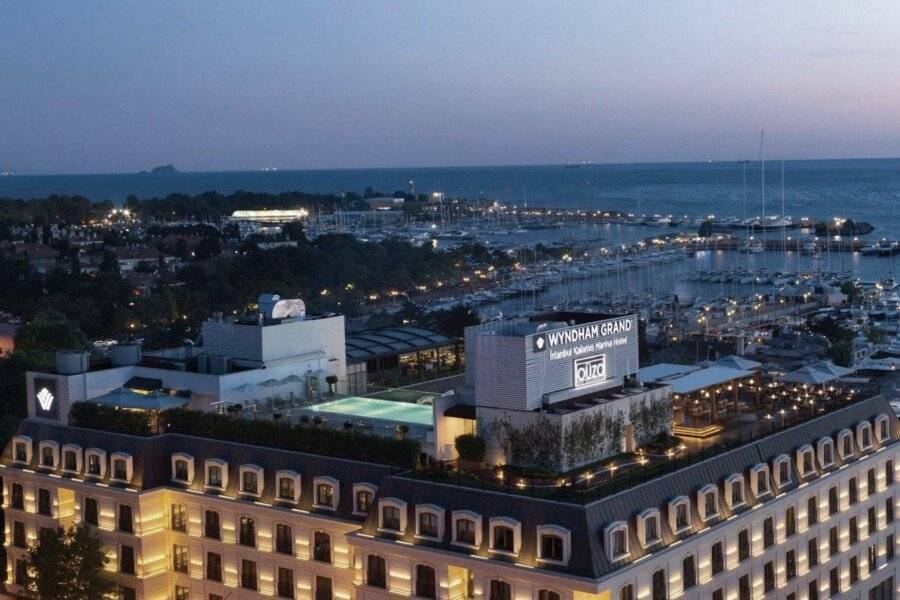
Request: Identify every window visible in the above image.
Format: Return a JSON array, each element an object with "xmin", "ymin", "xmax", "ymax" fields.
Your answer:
[
  {"xmin": 315, "ymin": 576, "xmax": 333, "ymax": 600},
  {"xmin": 670, "ymin": 498, "xmax": 690, "ymax": 532},
  {"xmin": 276, "ymin": 523, "xmax": 293, "ymax": 555},
  {"xmin": 786, "ymin": 548, "xmax": 796, "ymax": 580},
  {"xmin": 620, "ymin": 584, "xmax": 634, "ymax": 600},
  {"xmin": 492, "ymin": 524, "xmax": 515, "ymax": 553},
  {"xmin": 419, "ymin": 511, "xmax": 439, "ymax": 538},
  {"xmin": 727, "ymin": 476, "xmax": 744, "ymax": 507},
  {"xmin": 887, "ymin": 459, "xmax": 895, "ymax": 484},
  {"xmin": 11, "ymin": 482, "xmax": 24, "ymax": 510},
  {"xmin": 858, "ymin": 422, "xmax": 873, "ymax": 450},
  {"xmin": 828, "ymin": 486, "xmax": 838, "ymax": 515},
  {"xmin": 120, "ymin": 545, "xmax": 135, "ymax": 575},
  {"xmin": 829, "ymin": 526, "xmax": 839, "ymax": 556},
  {"xmin": 808, "ymin": 580, "xmax": 819, "ymax": 600},
  {"xmin": 14, "ymin": 559, "xmax": 27, "ymax": 586},
  {"xmin": 751, "ymin": 465, "xmax": 769, "ymax": 497},
  {"xmin": 868, "ymin": 468, "xmax": 877, "ymax": 496},
  {"xmin": 120, "ymin": 586, "xmax": 136, "ymax": 600},
  {"xmin": 682, "ymin": 555, "xmax": 696, "ymax": 589},
  {"xmin": 775, "ymin": 455, "xmax": 791, "ymax": 487},
  {"xmin": 239, "ymin": 516, "xmax": 256, "ymax": 547},
  {"xmin": 808, "ymin": 496, "xmax": 818, "ymax": 526},
  {"xmin": 12, "ymin": 521, "xmax": 26, "ymax": 548},
  {"xmin": 241, "ymin": 559, "xmax": 258, "ymax": 590},
  {"xmin": 490, "ymin": 580, "xmax": 511, "ymax": 600},
  {"xmin": 711, "ymin": 541, "xmax": 724, "ymax": 575},
  {"xmin": 651, "ymin": 569, "xmax": 666, "ymax": 600},
  {"xmin": 702, "ymin": 488, "xmax": 717, "ymax": 520},
  {"xmin": 415, "ymin": 565, "xmax": 437, "ymax": 599},
  {"xmin": 173, "ymin": 544, "xmax": 188, "ymax": 573},
  {"xmin": 869, "ymin": 506, "xmax": 878, "ymax": 534},
  {"xmin": 313, "ymin": 531, "xmax": 331, "ymax": 562},
  {"xmin": 540, "ymin": 534, "xmax": 564, "ymax": 562},
  {"xmin": 62, "ymin": 446, "xmax": 80, "ymax": 472},
  {"xmin": 799, "ymin": 447, "xmax": 815, "ymax": 476},
  {"xmin": 638, "ymin": 509, "xmax": 661, "ymax": 546},
  {"xmin": 786, "ymin": 506, "xmax": 796, "ymax": 537},
  {"xmin": 538, "ymin": 591, "xmax": 559, "ymax": 600},
  {"xmin": 13, "ymin": 437, "xmax": 30, "ymax": 463},
  {"xmin": 808, "ymin": 537, "xmax": 819, "ymax": 567},
  {"xmin": 849, "ymin": 516, "xmax": 858, "ymax": 544},
  {"xmin": 173, "ymin": 458, "xmax": 189, "ymax": 482},
  {"xmin": 118, "ymin": 504, "xmax": 133, "ymax": 534},
  {"xmin": 38, "ymin": 488, "xmax": 52, "ymax": 516},
  {"xmin": 738, "ymin": 528, "xmax": 750, "ymax": 561},
  {"xmin": 175, "ymin": 586, "xmax": 189, "ymax": 600},
  {"xmin": 818, "ymin": 438, "xmax": 834, "ymax": 468},
  {"xmin": 84, "ymin": 496, "xmax": 98, "ymax": 525},
  {"xmin": 367, "ymin": 555, "xmax": 386, "ymax": 588},
  {"xmin": 205, "ymin": 460, "xmax": 225, "ymax": 489},
  {"xmin": 712, "ymin": 590, "xmax": 722, "ymax": 600},
  {"xmin": 868, "ymin": 544, "xmax": 877, "ymax": 573},
  {"xmin": 454, "ymin": 515, "xmax": 478, "ymax": 546},
  {"xmin": 763, "ymin": 560, "xmax": 775, "ymax": 592},
  {"xmin": 608, "ymin": 523, "xmax": 628, "ymax": 559},
  {"xmin": 277, "ymin": 567, "xmax": 294, "ymax": 599},
  {"xmin": 277, "ymin": 472, "xmax": 299, "ymax": 502},
  {"xmin": 763, "ymin": 516, "xmax": 774, "ymax": 548},
  {"xmin": 381, "ymin": 505, "xmax": 402, "ymax": 531},
  {"xmin": 355, "ymin": 486, "xmax": 374, "ymax": 514},
  {"xmin": 204, "ymin": 510, "xmax": 220, "ymax": 539},
  {"xmin": 738, "ymin": 574, "xmax": 750, "ymax": 600},
  {"xmin": 886, "ymin": 497, "xmax": 894, "ymax": 523},
  {"xmin": 829, "ymin": 567, "xmax": 839, "ymax": 595},
  {"xmin": 314, "ymin": 478, "xmax": 337, "ymax": 509},
  {"xmin": 849, "ymin": 555, "xmax": 859, "ymax": 584},
  {"xmin": 849, "ymin": 476, "xmax": 859, "ymax": 504},
  {"xmin": 888, "ymin": 533, "xmax": 895, "ymax": 560},
  {"xmin": 240, "ymin": 466, "xmax": 261, "ymax": 496},
  {"xmin": 839, "ymin": 430, "xmax": 854, "ymax": 459},
  {"xmin": 40, "ymin": 443, "xmax": 57, "ymax": 468},
  {"xmin": 86, "ymin": 449, "xmax": 104, "ymax": 477},
  {"xmin": 171, "ymin": 503, "xmax": 186, "ymax": 532}
]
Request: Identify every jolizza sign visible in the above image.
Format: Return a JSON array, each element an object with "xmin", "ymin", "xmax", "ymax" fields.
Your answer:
[{"xmin": 574, "ymin": 354, "xmax": 607, "ymax": 388}]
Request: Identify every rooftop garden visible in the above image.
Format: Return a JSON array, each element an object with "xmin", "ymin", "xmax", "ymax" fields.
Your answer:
[{"xmin": 69, "ymin": 402, "xmax": 421, "ymax": 469}]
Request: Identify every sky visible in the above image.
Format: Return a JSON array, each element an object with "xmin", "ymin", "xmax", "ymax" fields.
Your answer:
[{"xmin": 1, "ymin": 1, "xmax": 899, "ymax": 174}]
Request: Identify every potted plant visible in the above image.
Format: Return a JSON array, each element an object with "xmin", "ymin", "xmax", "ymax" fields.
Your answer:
[{"xmin": 454, "ymin": 434, "xmax": 486, "ymax": 471}]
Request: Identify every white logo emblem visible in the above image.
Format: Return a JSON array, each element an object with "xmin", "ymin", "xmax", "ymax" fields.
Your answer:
[
  {"xmin": 36, "ymin": 387, "xmax": 54, "ymax": 411},
  {"xmin": 535, "ymin": 336, "xmax": 545, "ymax": 350}
]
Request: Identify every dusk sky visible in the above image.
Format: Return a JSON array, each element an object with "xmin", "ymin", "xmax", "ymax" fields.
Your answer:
[{"xmin": 2, "ymin": 1, "xmax": 899, "ymax": 174}]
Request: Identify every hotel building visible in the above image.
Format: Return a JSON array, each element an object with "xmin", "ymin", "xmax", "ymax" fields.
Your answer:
[{"xmin": 2, "ymin": 311, "xmax": 898, "ymax": 600}]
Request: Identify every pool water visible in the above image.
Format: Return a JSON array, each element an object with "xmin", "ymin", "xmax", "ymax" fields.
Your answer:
[{"xmin": 307, "ymin": 397, "xmax": 434, "ymax": 426}]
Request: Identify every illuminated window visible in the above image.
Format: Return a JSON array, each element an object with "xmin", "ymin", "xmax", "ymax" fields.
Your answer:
[
  {"xmin": 452, "ymin": 511, "xmax": 482, "ymax": 548},
  {"xmin": 239, "ymin": 465, "xmax": 263, "ymax": 497},
  {"xmin": 313, "ymin": 477, "xmax": 339, "ymax": 510},
  {"xmin": 537, "ymin": 525, "xmax": 570, "ymax": 564},
  {"xmin": 366, "ymin": 555, "xmax": 386, "ymax": 588},
  {"xmin": 637, "ymin": 509, "xmax": 661, "ymax": 546},
  {"xmin": 205, "ymin": 459, "xmax": 227, "ymax": 490},
  {"xmin": 817, "ymin": 438, "xmax": 834, "ymax": 468},
  {"xmin": 171, "ymin": 453, "xmax": 193, "ymax": 483},
  {"xmin": 415, "ymin": 504, "xmax": 444, "ymax": 539},
  {"xmin": 415, "ymin": 565, "xmax": 437, "ymax": 599},
  {"xmin": 313, "ymin": 531, "xmax": 331, "ymax": 562},
  {"xmin": 276, "ymin": 523, "xmax": 293, "ymax": 555},
  {"xmin": 489, "ymin": 517, "xmax": 521, "ymax": 555},
  {"xmin": 276, "ymin": 470, "xmax": 300, "ymax": 503},
  {"xmin": 239, "ymin": 516, "xmax": 256, "ymax": 547}
]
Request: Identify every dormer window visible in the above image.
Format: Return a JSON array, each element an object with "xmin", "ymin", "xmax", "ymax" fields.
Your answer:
[
  {"xmin": 313, "ymin": 477, "xmax": 339, "ymax": 510},
  {"xmin": 353, "ymin": 483, "xmax": 376, "ymax": 515},
  {"xmin": 817, "ymin": 438, "xmax": 834, "ymax": 468},
  {"xmin": 378, "ymin": 499, "xmax": 407, "ymax": 533},
  {"xmin": 62, "ymin": 445, "xmax": 81, "ymax": 473},
  {"xmin": 205, "ymin": 459, "xmax": 227, "ymax": 490},
  {"xmin": 697, "ymin": 485, "xmax": 718, "ymax": 521},
  {"xmin": 537, "ymin": 525, "xmax": 570, "ymax": 564},
  {"xmin": 39, "ymin": 441, "xmax": 59, "ymax": 469},
  {"xmin": 84, "ymin": 448, "xmax": 106, "ymax": 478},
  {"xmin": 875, "ymin": 415, "xmax": 890, "ymax": 444},
  {"xmin": 275, "ymin": 470, "xmax": 301, "ymax": 503},
  {"xmin": 415, "ymin": 504, "xmax": 444, "ymax": 540},
  {"xmin": 171, "ymin": 453, "xmax": 194, "ymax": 484},
  {"xmin": 856, "ymin": 423, "xmax": 873, "ymax": 451},
  {"xmin": 489, "ymin": 517, "xmax": 521, "ymax": 555},
  {"xmin": 637, "ymin": 509, "xmax": 661, "ymax": 547},
  {"xmin": 750, "ymin": 465, "xmax": 770, "ymax": 498},
  {"xmin": 797, "ymin": 445, "xmax": 815, "ymax": 477},
  {"xmin": 774, "ymin": 455, "xmax": 792, "ymax": 488},
  {"xmin": 239, "ymin": 465, "xmax": 263, "ymax": 497},
  {"xmin": 12, "ymin": 436, "xmax": 32, "ymax": 463},
  {"xmin": 725, "ymin": 475, "xmax": 745, "ymax": 508},
  {"xmin": 837, "ymin": 430, "xmax": 854, "ymax": 460},
  {"xmin": 110, "ymin": 453, "xmax": 132, "ymax": 482},
  {"xmin": 605, "ymin": 521, "xmax": 629, "ymax": 561},
  {"xmin": 451, "ymin": 510, "xmax": 482, "ymax": 548},
  {"xmin": 669, "ymin": 496, "xmax": 691, "ymax": 533}
]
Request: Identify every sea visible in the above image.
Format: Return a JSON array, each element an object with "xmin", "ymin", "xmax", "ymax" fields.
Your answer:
[
  {"xmin": 2, "ymin": 158, "xmax": 898, "ymax": 305},
  {"xmin": 1, "ymin": 158, "xmax": 899, "ymax": 232}
]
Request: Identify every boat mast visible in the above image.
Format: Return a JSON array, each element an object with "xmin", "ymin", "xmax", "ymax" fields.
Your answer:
[
  {"xmin": 781, "ymin": 159, "xmax": 787, "ymax": 271},
  {"xmin": 759, "ymin": 130, "xmax": 766, "ymax": 252}
]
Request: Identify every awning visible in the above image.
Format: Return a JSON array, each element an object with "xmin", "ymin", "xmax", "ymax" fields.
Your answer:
[{"xmin": 92, "ymin": 388, "xmax": 189, "ymax": 411}]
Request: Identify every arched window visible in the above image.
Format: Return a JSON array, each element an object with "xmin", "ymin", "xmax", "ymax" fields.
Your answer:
[
  {"xmin": 651, "ymin": 569, "xmax": 667, "ymax": 600},
  {"xmin": 206, "ymin": 462, "xmax": 225, "ymax": 489},
  {"xmin": 415, "ymin": 564, "xmax": 436, "ymax": 599},
  {"xmin": 540, "ymin": 534, "xmax": 564, "ymax": 562},
  {"xmin": 682, "ymin": 555, "xmax": 696, "ymax": 589},
  {"xmin": 240, "ymin": 466, "xmax": 261, "ymax": 496},
  {"xmin": 492, "ymin": 524, "xmax": 514, "ymax": 552},
  {"xmin": 489, "ymin": 580, "xmax": 511, "ymax": 600},
  {"xmin": 418, "ymin": 511, "xmax": 439, "ymax": 538},
  {"xmin": 276, "ymin": 470, "xmax": 300, "ymax": 502},
  {"xmin": 382, "ymin": 505, "xmax": 401, "ymax": 531},
  {"xmin": 456, "ymin": 518, "xmax": 476, "ymax": 545},
  {"xmin": 355, "ymin": 486, "xmax": 374, "ymax": 514},
  {"xmin": 173, "ymin": 458, "xmax": 189, "ymax": 482},
  {"xmin": 314, "ymin": 478, "xmax": 338, "ymax": 510},
  {"xmin": 366, "ymin": 555, "xmax": 386, "ymax": 588},
  {"xmin": 239, "ymin": 516, "xmax": 256, "ymax": 547},
  {"xmin": 313, "ymin": 531, "xmax": 331, "ymax": 562}
]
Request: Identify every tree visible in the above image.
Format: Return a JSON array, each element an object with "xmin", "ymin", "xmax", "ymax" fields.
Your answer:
[
  {"xmin": 26, "ymin": 525, "xmax": 117, "ymax": 600},
  {"xmin": 697, "ymin": 219, "xmax": 715, "ymax": 238}
]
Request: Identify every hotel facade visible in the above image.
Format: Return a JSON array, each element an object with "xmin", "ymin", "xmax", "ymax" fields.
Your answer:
[{"xmin": 2, "ymin": 311, "xmax": 898, "ymax": 600}]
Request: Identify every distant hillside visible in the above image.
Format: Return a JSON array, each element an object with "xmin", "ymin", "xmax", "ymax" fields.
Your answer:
[{"xmin": 139, "ymin": 164, "xmax": 179, "ymax": 175}]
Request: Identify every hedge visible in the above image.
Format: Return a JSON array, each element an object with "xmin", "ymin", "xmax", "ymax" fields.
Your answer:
[{"xmin": 68, "ymin": 402, "xmax": 420, "ymax": 469}]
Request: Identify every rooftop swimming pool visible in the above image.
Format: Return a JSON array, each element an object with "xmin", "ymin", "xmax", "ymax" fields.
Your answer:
[{"xmin": 306, "ymin": 396, "xmax": 434, "ymax": 427}]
